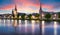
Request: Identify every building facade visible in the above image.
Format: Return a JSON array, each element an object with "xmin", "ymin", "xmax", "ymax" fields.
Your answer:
[
  {"xmin": 12, "ymin": 5, "xmax": 18, "ymax": 18},
  {"xmin": 39, "ymin": 3, "xmax": 45, "ymax": 19}
]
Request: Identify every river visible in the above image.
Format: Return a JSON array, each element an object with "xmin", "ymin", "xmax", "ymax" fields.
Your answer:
[{"xmin": 0, "ymin": 19, "xmax": 60, "ymax": 35}]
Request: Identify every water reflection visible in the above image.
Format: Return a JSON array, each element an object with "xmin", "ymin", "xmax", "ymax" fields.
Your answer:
[
  {"xmin": 13, "ymin": 20, "xmax": 19, "ymax": 27},
  {"xmin": 54, "ymin": 21, "xmax": 57, "ymax": 35},
  {"xmin": 12, "ymin": 20, "xmax": 40, "ymax": 35},
  {"xmin": 31, "ymin": 20, "xmax": 35, "ymax": 35},
  {"xmin": 42, "ymin": 21, "xmax": 45, "ymax": 35},
  {"xmin": 0, "ymin": 19, "xmax": 60, "ymax": 35},
  {"xmin": 25, "ymin": 20, "xmax": 27, "ymax": 33}
]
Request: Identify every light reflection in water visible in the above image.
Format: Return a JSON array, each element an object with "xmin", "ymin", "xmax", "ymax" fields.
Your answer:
[
  {"xmin": 31, "ymin": 20, "xmax": 35, "ymax": 34},
  {"xmin": 0, "ymin": 19, "xmax": 58, "ymax": 35},
  {"xmin": 25, "ymin": 20, "xmax": 27, "ymax": 33},
  {"xmin": 11, "ymin": 19, "xmax": 13, "ymax": 22},
  {"xmin": 13, "ymin": 20, "xmax": 18, "ymax": 27},
  {"xmin": 54, "ymin": 21, "xmax": 57, "ymax": 35},
  {"xmin": 11, "ymin": 20, "xmax": 58, "ymax": 35},
  {"xmin": 0, "ymin": 19, "xmax": 1, "ymax": 25},
  {"xmin": 7, "ymin": 20, "xmax": 11, "ymax": 26},
  {"xmin": 42, "ymin": 21, "xmax": 45, "ymax": 35},
  {"xmin": 0, "ymin": 19, "xmax": 1, "ymax": 22},
  {"xmin": 19, "ymin": 20, "xmax": 21, "ymax": 27},
  {"xmin": 4, "ymin": 19, "xmax": 5, "ymax": 26},
  {"xmin": 18, "ymin": 20, "xmax": 21, "ymax": 33}
]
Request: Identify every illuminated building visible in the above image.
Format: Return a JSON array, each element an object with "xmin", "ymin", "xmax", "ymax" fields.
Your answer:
[
  {"xmin": 12, "ymin": 5, "xmax": 18, "ymax": 18},
  {"xmin": 39, "ymin": 3, "xmax": 44, "ymax": 19}
]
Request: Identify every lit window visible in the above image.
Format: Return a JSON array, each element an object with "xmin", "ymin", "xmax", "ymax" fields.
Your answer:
[{"xmin": 42, "ymin": 13, "xmax": 44, "ymax": 17}]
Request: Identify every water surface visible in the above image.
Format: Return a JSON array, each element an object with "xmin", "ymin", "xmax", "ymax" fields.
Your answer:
[{"xmin": 0, "ymin": 19, "xmax": 60, "ymax": 35}]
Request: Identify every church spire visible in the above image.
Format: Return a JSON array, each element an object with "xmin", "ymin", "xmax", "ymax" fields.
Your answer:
[
  {"xmin": 39, "ymin": 2, "xmax": 43, "ymax": 14},
  {"xmin": 15, "ymin": 5, "xmax": 17, "ymax": 11},
  {"xmin": 40, "ymin": 3, "xmax": 42, "ymax": 12}
]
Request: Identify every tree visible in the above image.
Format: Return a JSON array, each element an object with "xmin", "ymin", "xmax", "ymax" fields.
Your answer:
[
  {"xmin": 21, "ymin": 14, "xmax": 26, "ymax": 20},
  {"xmin": 28, "ymin": 14, "xmax": 32, "ymax": 20},
  {"xmin": 58, "ymin": 12, "xmax": 60, "ymax": 18},
  {"xmin": 17, "ymin": 13, "xmax": 19, "ymax": 19},
  {"xmin": 35, "ymin": 13, "xmax": 40, "ymax": 19},
  {"xmin": 45, "ymin": 13, "xmax": 51, "ymax": 19}
]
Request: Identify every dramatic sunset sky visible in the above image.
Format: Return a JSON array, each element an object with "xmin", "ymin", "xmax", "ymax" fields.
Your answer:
[{"xmin": 0, "ymin": 0, "xmax": 60, "ymax": 14}]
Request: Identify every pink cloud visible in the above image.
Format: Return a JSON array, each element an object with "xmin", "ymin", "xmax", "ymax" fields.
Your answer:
[
  {"xmin": 0, "ymin": 4, "xmax": 14, "ymax": 10},
  {"xmin": 42, "ymin": 4, "xmax": 54, "ymax": 10},
  {"xmin": 0, "ymin": 0, "xmax": 54, "ymax": 12}
]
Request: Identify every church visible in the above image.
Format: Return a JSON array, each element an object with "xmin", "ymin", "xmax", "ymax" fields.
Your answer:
[
  {"xmin": 12, "ymin": 4, "xmax": 58, "ymax": 19},
  {"xmin": 39, "ymin": 3, "xmax": 58, "ymax": 19},
  {"xmin": 12, "ymin": 5, "xmax": 18, "ymax": 18}
]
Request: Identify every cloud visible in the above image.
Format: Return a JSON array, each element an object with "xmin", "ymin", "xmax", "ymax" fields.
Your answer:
[
  {"xmin": 42, "ymin": 4, "xmax": 54, "ymax": 11},
  {"xmin": 0, "ymin": 0, "xmax": 59, "ymax": 12},
  {"xmin": 0, "ymin": 4, "xmax": 14, "ymax": 10}
]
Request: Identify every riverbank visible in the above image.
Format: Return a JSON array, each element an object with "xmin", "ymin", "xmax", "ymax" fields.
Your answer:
[{"xmin": 0, "ymin": 18, "xmax": 60, "ymax": 21}]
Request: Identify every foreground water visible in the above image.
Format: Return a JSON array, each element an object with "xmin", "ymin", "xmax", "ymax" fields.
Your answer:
[{"xmin": 0, "ymin": 19, "xmax": 60, "ymax": 35}]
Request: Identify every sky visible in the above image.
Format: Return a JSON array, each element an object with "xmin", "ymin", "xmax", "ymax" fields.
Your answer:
[{"xmin": 0, "ymin": 0, "xmax": 60, "ymax": 14}]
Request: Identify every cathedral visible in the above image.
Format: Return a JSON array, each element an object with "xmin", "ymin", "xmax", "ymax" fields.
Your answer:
[
  {"xmin": 11, "ymin": 4, "xmax": 58, "ymax": 19},
  {"xmin": 12, "ymin": 5, "xmax": 18, "ymax": 18},
  {"xmin": 39, "ymin": 3, "xmax": 58, "ymax": 19},
  {"xmin": 39, "ymin": 3, "xmax": 45, "ymax": 19}
]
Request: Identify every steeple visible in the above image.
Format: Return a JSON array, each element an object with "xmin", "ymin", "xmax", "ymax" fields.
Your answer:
[
  {"xmin": 39, "ymin": 3, "xmax": 43, "ymax": 14},
  {"xmin": 12, "ymin": 4, "xmax": 18, "ymax": 18},
  {"xmin": 15, "ymin": 5, "xmax": 17, "ymax": 11},
  {"xmin": 39, "ymin": 2, "xmax": 44, "ymax": 19}
]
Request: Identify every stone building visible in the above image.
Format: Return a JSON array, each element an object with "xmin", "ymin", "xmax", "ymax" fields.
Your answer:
[{"xmin": 12, "ymin": 5, "xmax": 18, "ymax": 18}]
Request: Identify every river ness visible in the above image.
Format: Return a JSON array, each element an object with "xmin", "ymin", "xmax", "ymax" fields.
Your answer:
[{"xmin": 0, "ymin": 19, "xmax": 60, "ymax": 35}]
